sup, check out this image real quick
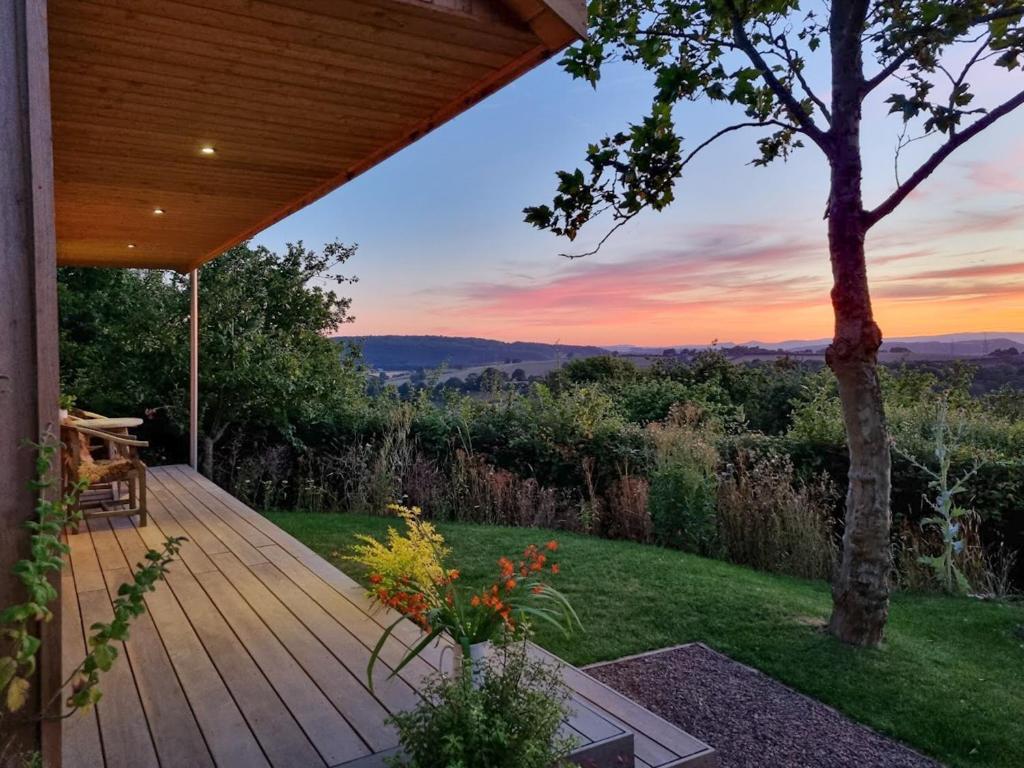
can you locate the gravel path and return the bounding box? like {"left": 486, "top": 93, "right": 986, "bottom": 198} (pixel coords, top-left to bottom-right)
{"left": 586, "top": 644, "right": 941, "bottom": 768}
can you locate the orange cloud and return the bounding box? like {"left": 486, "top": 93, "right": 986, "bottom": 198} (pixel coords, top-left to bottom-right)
{"left": 348, "top": 211, "right": 1023, "bottom": 346}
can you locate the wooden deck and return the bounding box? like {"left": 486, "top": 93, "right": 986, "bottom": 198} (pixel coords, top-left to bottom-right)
{"left": 61, "top": 465, "right": 715, "bottom": 768}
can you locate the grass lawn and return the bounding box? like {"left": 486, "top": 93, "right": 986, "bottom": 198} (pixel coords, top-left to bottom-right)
{"left": 265, "top": 511, "right": 1024, "bottom": 768}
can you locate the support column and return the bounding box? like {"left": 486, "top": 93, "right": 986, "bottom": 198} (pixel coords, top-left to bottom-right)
{"left": 189, "top": 269, "right": 199, "bottom": 471}
{"left": 0, "top": 0, "right": 61, "bottom": 758}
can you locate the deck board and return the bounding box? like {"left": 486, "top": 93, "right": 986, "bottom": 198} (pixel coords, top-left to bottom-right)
{"left": 59, "top": 568, "right": 104, "bottom": 768}
{"left": 61, "top": 465, "right": 715, "bottom": 768}
{"left": 105, "top": 517, "right": 272, "bottom": 767}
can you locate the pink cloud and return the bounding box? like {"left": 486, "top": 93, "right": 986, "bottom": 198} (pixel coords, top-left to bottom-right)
{"left": 902, "top": 261, "right": 1024, "bottom": 281}
{"left": 966, "top": 143, "right": 1024, "bottom": 194}
{"left": 446, "top": 232, "right": 830, "bottom": 329}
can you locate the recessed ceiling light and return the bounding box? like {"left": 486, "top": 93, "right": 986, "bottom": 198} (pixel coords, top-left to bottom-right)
{"left": 200, "top": 146, "right": 216, "bottom": 155}
{"left": 153, "top": 208, "right": 165, "bottom": 215}
{"left": 127, "top": 243, "right": 136, "bottom": 249}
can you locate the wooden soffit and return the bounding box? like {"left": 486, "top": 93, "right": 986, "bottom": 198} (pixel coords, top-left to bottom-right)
{"left": 50, "top": 0, "right": 585, "bottom": 271}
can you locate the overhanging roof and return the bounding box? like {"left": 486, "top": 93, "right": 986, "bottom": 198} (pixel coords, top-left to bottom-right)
{"left": 50, "top": 0, "right": 585, "bottom": 271}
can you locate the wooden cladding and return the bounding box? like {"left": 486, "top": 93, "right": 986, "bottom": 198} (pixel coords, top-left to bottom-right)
{"left": 50, "top": 0, "right": 583, "bottom": 270}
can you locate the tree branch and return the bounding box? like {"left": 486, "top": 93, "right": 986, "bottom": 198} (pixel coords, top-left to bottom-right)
{"left": 777, "top": 33, "right": 832, "bottom": 123}
{"left": 864, "top": 6, "right": 1024, "bottom": 96}
{"left": 947, "top": 34, "right": 993, "bottom": 137}
{"left": 863, "top": 49, "right": 915, "bottom": 96}
{"left": 865, "top": 89, "right": 1024, "bottom": 228}
{"left": 728, "top": 9, "right": 831, "bottom": 151}
{"left": 562, "top": 121, "right": 789, "bottom": 259}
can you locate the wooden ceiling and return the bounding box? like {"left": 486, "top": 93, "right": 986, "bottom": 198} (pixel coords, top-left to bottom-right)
{"left": 49, "top": 0, "right": 585, "bottom": 270}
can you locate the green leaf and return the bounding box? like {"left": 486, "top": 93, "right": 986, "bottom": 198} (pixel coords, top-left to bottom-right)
{"left": 92, "top": 643, "right": 118, "bottom": 672}
{"left": 0, "top": 656, "right": 17, "bottom": 691}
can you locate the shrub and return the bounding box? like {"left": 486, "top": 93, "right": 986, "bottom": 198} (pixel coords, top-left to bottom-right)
{"left": 717, "top": 452, "right": 838, "bottom": 580}
{"left": 387, "top": 641, "right": 576, "bottom": 768}
{"left": 443, "top": 450, "right": 562, "bottom": 529}
{"left": 649, "top": 465, "right": 717, "bottom": 553}
{"left": 601, "top": 471, "right": 652, "bottom": 542}
{"left": 646, "top": 408, "right": 719, "bottom": 554}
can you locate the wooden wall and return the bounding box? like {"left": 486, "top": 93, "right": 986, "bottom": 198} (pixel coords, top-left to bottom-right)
{"left": 0, "top": 0, "right": 61, "bottom": 758}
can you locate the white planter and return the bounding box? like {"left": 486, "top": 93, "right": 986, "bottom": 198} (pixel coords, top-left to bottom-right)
{"left": 466, "top": 641, "right": 490, "bottom": 689}
{"left": 442, "top": 639, "right": 491, "bottom": 688}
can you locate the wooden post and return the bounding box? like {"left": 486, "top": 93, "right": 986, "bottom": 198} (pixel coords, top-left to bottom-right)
{"left": 0, "top": 0, "right": 61, "bottom": 759}
{"left": 189, "top": 269, "right": 199, "bottom": 471}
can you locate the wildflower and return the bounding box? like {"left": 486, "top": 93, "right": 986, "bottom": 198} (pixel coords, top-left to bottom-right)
{"left": 498, "top": 556, "right": 515, "bottom": 579}
{"left": 546, "top": 540, "right": 558, "bottom": 552}
{"left": 505, "top": 579, "right": 517, "bottom": 591}
{"left": 471, "top": 595, "right": 480, "bottom": 607}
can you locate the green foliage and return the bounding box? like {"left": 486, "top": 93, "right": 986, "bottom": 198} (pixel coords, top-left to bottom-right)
{"left": 59, "top": 267, "right": 187, "bottom": 423}
{"left": 897, "top": 401, "right": 980, "bottom": 594}
{"left": 58, "top": 240, "right": 367, "bottom": 470}
{"left": 559, "top": 354, "right": 638, "bottom": 384}
{"left": 526, "top": 1, "right": 1023, "bottom": 251}
{"left": 646, "top": 414, "right": 720, "bottom": 553}
{"left": 649, "top": 465, "right": 717, "bottom": 552}
{"left": 387, "top": 640, "right": 576, "bottom": 768}
{"left": 1, "top": 442, "right": 83, "bottom": 714}
{"left": 1, "top": 441, "right": 183, "bottom": 741}
{"left": 191, "top": 240, "right": 362, "bottom": 460}
{"left": 610, "top": 376, "right": 693, "bottom": 424}
{"left": 717, "top": 452, "right": 838, "bottom": 581}
{"left": 56, "top": 255, "right": 1024, "bottom": 585}
{"left": 273, "top": 513, "right": 1024, "bottom": 768}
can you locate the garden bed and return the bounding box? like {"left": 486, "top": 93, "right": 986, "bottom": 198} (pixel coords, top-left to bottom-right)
{"left": 587, "top": 644, "right": 941, "bottom": 768}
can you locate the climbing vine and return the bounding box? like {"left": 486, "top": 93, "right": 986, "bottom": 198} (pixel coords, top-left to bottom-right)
{"left": 0, "top": 439, "right": 184, "bottom": 720}
{"left": 0, "top": 442, "right": 82, "bottom": 713}
{"left": 66, "top": 536, "right": 183, "bottom": 710}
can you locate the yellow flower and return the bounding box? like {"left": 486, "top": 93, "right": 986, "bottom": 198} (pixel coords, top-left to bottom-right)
{"left": 346, "top": 504, "right": 449, "bottom": 604}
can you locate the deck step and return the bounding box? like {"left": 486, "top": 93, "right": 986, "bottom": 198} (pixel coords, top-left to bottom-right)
{"left": 530, "top": 644, "right": 717, "bottom": 768}
{"left": 332, "top": 732, "right": 633, "bottom": 768}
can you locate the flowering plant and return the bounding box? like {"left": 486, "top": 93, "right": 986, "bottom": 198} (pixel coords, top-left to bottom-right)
{"left": 347, "top": 505, "right": 580, "bottom": 688}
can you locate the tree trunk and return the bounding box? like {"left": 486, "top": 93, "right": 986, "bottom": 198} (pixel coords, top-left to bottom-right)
{"left": 201, "top": 435, "right": 215, "bottom": 479}
{"left": 826, "top": 0, "right": 892, "bottom": 647}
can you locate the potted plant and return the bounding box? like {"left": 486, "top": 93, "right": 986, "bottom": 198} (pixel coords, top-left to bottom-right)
{"left": 348, "top": 504, "right": 580, "bottom": 688}
{"left": 59, "top": 393, "right": 76, "bottom": 422}
{"left": 385, "top": 638, "right": 577, "bottom": 768}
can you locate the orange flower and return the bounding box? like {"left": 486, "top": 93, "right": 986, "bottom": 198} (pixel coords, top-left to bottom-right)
{"left": 369, "top": 573, "right": 382, "bottom": 584}
{"left": 551, "top": 563, "right": 560, "bottom": 575}
{"left": 498, "top": 556, "right": 515, "bottom": 579}
{"left": 471, "top": 595, "right": 480, "bottom": 607}
{"left": 448, "top": 569, "right": 460, "bottom": 581}
{"left": 505, "top": 579, "right": 517, "bottom": 591}
{"left": 546, "top": 540, "right": 559, "bottom": 552}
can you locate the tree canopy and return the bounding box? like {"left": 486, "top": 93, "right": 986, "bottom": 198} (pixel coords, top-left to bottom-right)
{"left": 526, "top": 0, "right": 1024, "bottom": 255}
{"left": 58, "top": 240, "right": 363, "bottom": 472}
{"left": 525, "top": 0, "right": 1024, "bottom": 647}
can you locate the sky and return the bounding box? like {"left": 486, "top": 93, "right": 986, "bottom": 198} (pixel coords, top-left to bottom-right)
{"left": 254, "top": 37, "right": 1024, "bottom": 347}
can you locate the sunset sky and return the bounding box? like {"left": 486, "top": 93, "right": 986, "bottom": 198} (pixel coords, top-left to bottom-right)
{"left": 255, "top": 46, "right": 1024, "bottom": 347}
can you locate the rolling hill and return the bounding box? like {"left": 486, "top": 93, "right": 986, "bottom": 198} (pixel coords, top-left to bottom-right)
{"left": 335, "top": 335, "right": 607, "bottom": 371}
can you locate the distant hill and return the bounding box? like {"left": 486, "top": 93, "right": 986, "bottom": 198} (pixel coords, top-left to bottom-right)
{"left": 335, "top": 335, "right": 608, "bottom": 371}
{"left": 610, "top": 333, "right": 1024, "bottom": 357}
{"left": 754, "top": 334, "right": 1024, "bottom": 356}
